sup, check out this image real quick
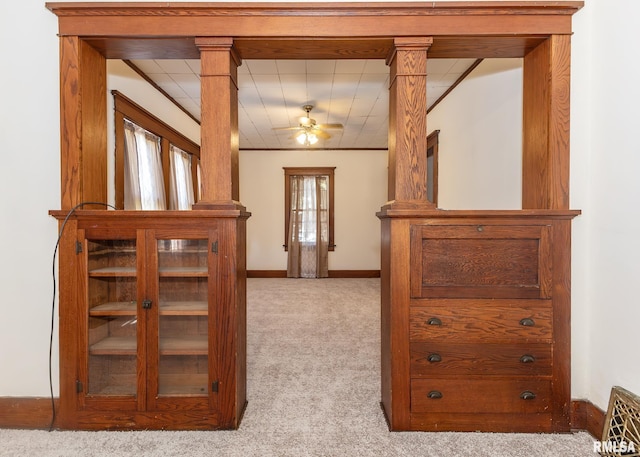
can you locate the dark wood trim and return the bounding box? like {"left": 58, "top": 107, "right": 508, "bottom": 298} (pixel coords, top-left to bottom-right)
{"left": 283, "top": 167, "right": 336, "bottom": 252}
{"left": 0, "top": 397, "right": 59, "bottom": 429}
{"left": 247, "top": 270, "right": 380, "bottom": 278}
{"left": 247, "top": 270, "right": 287, "bottom": 278}
{"left": 426, "top": 129, "right": 440, "bottom": 207}
{"left": 571, "top": 399, "right": 606, "bottom": 439}
{"left": 123, "top": 59, "right": 201, "bottom": 125}
{"left": 427, "top": 58, "right": 483, "bottom": 114}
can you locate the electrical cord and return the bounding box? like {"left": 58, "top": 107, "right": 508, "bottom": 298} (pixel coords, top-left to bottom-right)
{"left": 49, "top": 202, "right": 117, "bottom": 431}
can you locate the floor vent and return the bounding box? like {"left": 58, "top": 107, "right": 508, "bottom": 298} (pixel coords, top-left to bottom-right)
{"left": 600, "top": 386, "right": 640, "bottom": 456}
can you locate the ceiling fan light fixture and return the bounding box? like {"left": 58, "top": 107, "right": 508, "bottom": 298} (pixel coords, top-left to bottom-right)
{"left": 296, "top": 131, "right": 318, "bottom": 146}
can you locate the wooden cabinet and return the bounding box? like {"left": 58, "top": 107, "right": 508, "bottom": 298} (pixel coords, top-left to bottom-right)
{"left": 51, "top": 210, "right": 248, "bottom": 430}
{"left": 379, "top": 210, "right": 579, "bottom": 432}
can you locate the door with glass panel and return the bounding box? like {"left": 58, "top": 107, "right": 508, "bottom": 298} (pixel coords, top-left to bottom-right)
{"left": 147, "top": 229, "right": 216, "bottom": 411}
{"left": 82, "top": 229, "right": 141, "bottom": 410}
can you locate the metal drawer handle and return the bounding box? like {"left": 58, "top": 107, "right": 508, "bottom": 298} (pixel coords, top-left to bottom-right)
{"left": 142, "top": 299, "right": 152, "bottom": 310}
{"left": 520, "top": 391, "right": 536, "bottom": 400}
{"left": 519, "top": 318, "right": 535, "bottom": 327}
{"left": 428, "top": 390, "right": 443, "bottom": 399}
{"left": 427, "top": 353, "right": 442, "bottom": 363}
{"left": 520, "top": 354, "right": 536, "bottom": 363}
{"left": 427, "top": 317, "right": 442, "bottom": 326}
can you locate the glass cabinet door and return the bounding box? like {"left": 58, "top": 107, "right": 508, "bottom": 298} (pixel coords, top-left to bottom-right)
{"left": 86, "top": 239, "right": 138, "bottom": 396}
{"left": 157, "top": 239, "right": 209, "bottom": 396}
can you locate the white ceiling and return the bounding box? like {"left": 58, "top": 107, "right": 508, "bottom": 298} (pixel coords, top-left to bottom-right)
{"left": 129, "top": 58, "right": 478, "bottom": 149}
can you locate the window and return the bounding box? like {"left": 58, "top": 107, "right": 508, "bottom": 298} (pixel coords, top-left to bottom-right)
{"left": 114, "top": 91, "right": 201, "bottom": 210}
{"left": 283, "top": 167, "right": 335, "bottom": 252}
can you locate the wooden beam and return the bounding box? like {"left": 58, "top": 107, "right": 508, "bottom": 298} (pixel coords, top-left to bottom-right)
{"left": 523, "top": 35, "right": 571, "bottom": 209}
{"left": 59, "top": 37, "right": 107, "bottom": 209}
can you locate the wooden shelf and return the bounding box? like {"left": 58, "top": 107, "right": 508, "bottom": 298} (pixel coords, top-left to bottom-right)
{"left": 90, "top": 336, "right": 136, "bottom": 355}
{"left": 158, "top": 374, "right": 208, "bottom": 396}
{"left": 89, "top": 267, "right": 136, "bottom": 277}
{"left": 160, "top": 336, "right": 208, "bottom": 355}
{"left": 90, "top": 336, "right": 207, "bottom": 355}
{"left": 90, "top": 302, "right": 137, "bottom": 316}
{"left": 159, "top": 266, "right": 207, "bottom": 277}
{"left": 159, "top": 301, "right": 207, "bottom": 315}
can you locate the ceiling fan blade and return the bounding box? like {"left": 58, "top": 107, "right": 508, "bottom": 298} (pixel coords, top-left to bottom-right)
{"left": 312, "top": 129, "right": 332, "bottom": 139}
{"left": 316, "top": 123, "right": 343, "bottom": 129}
{"left": 273, "top": 126, "right": 302, "bottom": 131}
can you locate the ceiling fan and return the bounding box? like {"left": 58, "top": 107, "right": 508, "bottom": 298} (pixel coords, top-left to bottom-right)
{"left": 273, "top": 104, "right": 343, "bottom": 146}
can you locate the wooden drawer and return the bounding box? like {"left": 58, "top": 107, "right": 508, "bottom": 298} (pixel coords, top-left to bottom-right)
{"left": 411, "top": 378, "right": 551, "bottom": 414}
{"left": 409, "top": 305, "right": 552, "bottom": 342}
{"left": 410, "top": 342, "right": 552, "bottom": 376}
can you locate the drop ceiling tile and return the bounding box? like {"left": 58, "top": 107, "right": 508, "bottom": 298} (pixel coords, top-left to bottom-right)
{"left": 363, "top": 59, "right": 388, "bottom": 74}
{"left": 276, "top": 60, "right": 307, "bottom": 74}
{"left": 427, "top": 59, "right": 456, "bottom": 74}
{"left": 169, "top": 73, "right": 201, "bottom": 98}
{"left": 335, "top": 60, "right": 367, "bottom": 74}
{"left": 306, "top": 60, "right": 336, "bottom": 74}
{"left": 130, "top": 59, "right": 164, "bottom": 74}
{"left": 246, "top": 60, "right": 278, "bottom": 75}
{"left": 154, "top": 59, "right": 193, "bottom": 74}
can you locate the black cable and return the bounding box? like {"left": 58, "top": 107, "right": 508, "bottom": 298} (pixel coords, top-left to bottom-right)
{"left": 49, "top": 202, "right": 117, "bottom": 432}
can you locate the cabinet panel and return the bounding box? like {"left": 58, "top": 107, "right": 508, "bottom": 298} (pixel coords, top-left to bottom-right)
{"left": 410, "top": 224, "right": 551, "bottom": 299}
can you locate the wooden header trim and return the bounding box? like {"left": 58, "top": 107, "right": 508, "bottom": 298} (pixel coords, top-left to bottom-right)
{"left": 46, "top": 2, "right": 584, "bottom": 16}
{"left": 46, "top": 2, "right": 583, "bottom": 41}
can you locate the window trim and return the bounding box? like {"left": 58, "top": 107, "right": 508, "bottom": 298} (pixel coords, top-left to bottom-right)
{"left": 427, "top": 129, "right": 440, "bottom": 206}
{"left": 113, "top": 90, "right": 200, "bottom": 210}
{"left": 283, "top": 167, "right": 335, "bottom": 252}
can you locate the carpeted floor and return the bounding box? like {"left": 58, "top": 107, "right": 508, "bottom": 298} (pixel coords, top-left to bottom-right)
{"left": 0, "top": 278, "right": 597, "bottom": 456}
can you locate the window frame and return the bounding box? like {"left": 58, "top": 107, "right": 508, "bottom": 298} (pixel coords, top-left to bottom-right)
{"left": 283, "top": 167, "right": 335, "bottom": 252}
{"left": 113, "top": 90, "right": 200, "bottom": 210}
{"left": 427, "top": 129, "right": 440, "bottom": 206}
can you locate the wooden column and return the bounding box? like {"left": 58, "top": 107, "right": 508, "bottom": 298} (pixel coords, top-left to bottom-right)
{"left": 523, "top": 35, "right": 571, "bottom": 210}
{"left": 384, "top": 37, "right": 434, "bottom": 210}
{"left": 59, "top": 36, "right": 107, "bottom": 209}
{"left": 194, "top": 37, "right": 243, "bottom": 210}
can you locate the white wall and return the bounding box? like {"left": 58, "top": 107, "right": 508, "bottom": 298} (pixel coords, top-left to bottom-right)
{"left": 427, "top": 59, "right": 523, "bottom": 210}
{"left": 240, "top": 149, "right": 387, "bottom": 271}
{"left": 577, "top": 0, "right": 640, "bottom": 410}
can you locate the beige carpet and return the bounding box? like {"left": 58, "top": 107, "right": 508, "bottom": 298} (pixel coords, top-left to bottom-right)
{"left": 1, "top": 278, "right": 597, "bottom": 456}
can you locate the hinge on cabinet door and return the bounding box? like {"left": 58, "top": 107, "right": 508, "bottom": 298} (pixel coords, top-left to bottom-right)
{"left": 211, "top": 241, "right": 218, "bottom": 254}
{"left": 212, "top": 381, "right": 219, "bottom": 393}
{"left": 75, "top": 380, "right": 83, "bottom": 394}
{"left": 75, "top": 240, "right": 83, "bottom": 254}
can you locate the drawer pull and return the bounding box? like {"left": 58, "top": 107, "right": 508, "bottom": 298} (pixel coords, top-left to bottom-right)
{"left": 520, "top": 354, "right": 536, "bottom": 363}
{"left": 520, "top": 391, "right": 536, "bottom": 400}
{"left": 427, "top": 317, "right": 442, "bottom": 326}
{"left": 519, "top": 318, "right": 535, "bottom": 327}
{"left": 142, "top": 299, "right": 152, "bottom": 310}
{"left": 428, "top": 390, "right": 443, "bottom": 399}
{"left": 427, "top": 353, "right": 442, "bottom": 363}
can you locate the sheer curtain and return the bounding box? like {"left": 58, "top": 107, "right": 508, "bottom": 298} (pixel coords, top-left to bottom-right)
{"left": 123, "top": 120, "right": 166, "bottom": 210}
{"left": 168, "top": 145, "right": 195, "bottom": 210}
{"left": 287, "top": 175, "right": 329, "bottom": 278}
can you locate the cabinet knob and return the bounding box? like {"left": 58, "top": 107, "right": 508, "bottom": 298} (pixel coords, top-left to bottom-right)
{"left": 427, "top": 317, "right": 442, "bottom": 326}
{"left": 520, "top": 391, "right": 536, "bottom": 400}
{"left": 520, "top": 354, "right": 536, "bottom": 363}
{"left": 519, "top": 317, "right": 535, "bottom": 327}
{"left": 142, "top": 299, "right": 152, "bottom": 309}
{"left": 428, "top": 390, "right": 443, "bottom": 399}
{"left": 427, "top": 353, "right": 442, "bottom": 363}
